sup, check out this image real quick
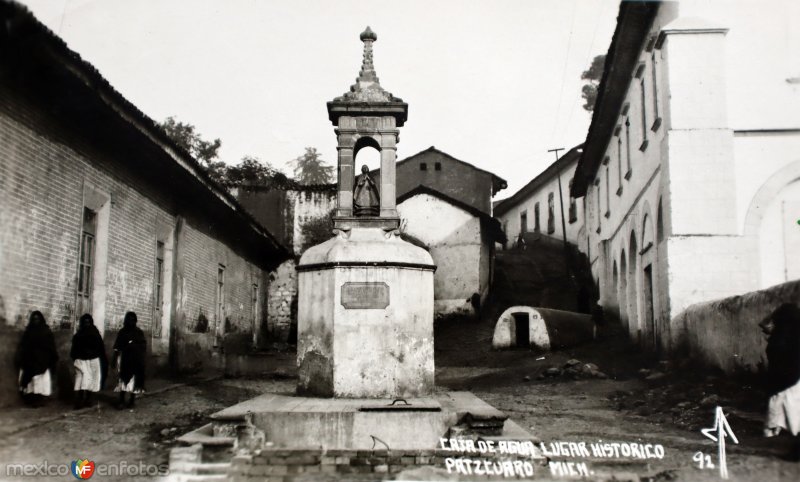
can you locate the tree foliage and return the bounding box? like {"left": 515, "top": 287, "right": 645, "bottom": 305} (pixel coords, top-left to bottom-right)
{"left": 226, "top": 155, "right": 288, "bottom": 187}
{"left": 160, "top": 116, "right": 227, "bottom": 184}
{"left": 288, "top": 147, "right": 335, "bottom": 185}
{"left": 160, "top": 116, "right": 290, "bottom": 188}
{"left": 580, "top": 54, "right": 606, "bottom": 112}
{"left": 299, "top": 209, "right": 335, "bottom": 253}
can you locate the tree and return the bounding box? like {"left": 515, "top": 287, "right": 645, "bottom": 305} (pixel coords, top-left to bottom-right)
{"left": 159, "top": 116, "right": 227, "bottom": 185}
{"left": 226, "top": 155, "right": 288, "bottom": 187}
{"left": 288, "top": 147, "right": 334, "bottom": 185}
{"left": 580, "top": 54, "right": 606, "bottom": 112}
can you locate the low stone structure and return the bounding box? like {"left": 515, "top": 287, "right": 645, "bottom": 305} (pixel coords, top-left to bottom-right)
{"left": 492, "top": 306, "right": 594, "bottom": 350}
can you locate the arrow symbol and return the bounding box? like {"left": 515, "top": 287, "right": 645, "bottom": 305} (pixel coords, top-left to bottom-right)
{"left": 700, "top": 406, "right": 738, "bottom": 479}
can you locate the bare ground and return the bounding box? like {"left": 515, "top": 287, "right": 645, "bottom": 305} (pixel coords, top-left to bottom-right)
{"left": 0, "top": 328, "right": 798, "bottom": 481}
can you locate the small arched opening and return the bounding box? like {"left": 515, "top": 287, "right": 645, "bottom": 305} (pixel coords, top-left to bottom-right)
{"left": 353, "top": 137, "right": 382, "bottom": 173}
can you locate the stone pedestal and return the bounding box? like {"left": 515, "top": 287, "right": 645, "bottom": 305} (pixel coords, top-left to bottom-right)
{"left": 296, "top": 228, "right": 435, "bottom": 398}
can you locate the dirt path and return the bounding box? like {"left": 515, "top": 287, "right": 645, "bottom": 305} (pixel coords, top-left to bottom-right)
{"left": 435, "top": 323, "right": 800, "bottom": 481}
{"left": 0, "top": 378, "right": 295, "bottom": 481}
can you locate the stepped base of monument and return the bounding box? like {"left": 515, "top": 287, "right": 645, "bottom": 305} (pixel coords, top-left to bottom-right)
{"left": 207, "top": 391, "right": 537, "bottom": 451}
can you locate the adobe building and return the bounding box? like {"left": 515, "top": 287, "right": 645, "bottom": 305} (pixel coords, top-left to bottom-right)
{"left": 373, "top": 146, "right": 507, "bottom": 215}
{"left": 397, "top": 186, "right": 505, "bottom": 316}
{"left": 571, "top": 1, "right": 800, "bottom": 360}
{"left": 495, "top": 144, "right": 585, "bottom": 250}
{"left": 0, "top": 3, "right": 288, "bottom": 405}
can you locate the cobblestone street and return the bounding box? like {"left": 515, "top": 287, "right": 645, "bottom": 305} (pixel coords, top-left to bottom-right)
{"left": 1, "top": 338, "right": 798, "bottom": 481}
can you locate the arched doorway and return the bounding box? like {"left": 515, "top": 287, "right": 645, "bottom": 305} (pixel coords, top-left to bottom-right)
{"left": 619, "top": 249, "right": 628, "bottom": 330}
{"left": 641, "top": 214, "right": 656, "bottom": 351}
{"left": 628, "top": 231, "right": 639, "bottom": 342}
{"left": 744, "top": 162, "right": 800, "bottom": 288}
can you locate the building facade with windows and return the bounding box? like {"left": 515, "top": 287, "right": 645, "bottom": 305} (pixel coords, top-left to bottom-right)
{"left": 0, "top": 3, "right": 288, "bottom": 405}
{"left": 571, "top": 0, "right": 800, "bottom": 354}
{"left": 494, "top": 145, "right": 585, "bottom": 250}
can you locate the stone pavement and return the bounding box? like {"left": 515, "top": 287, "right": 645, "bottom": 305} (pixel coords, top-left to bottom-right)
{"left": 0, "top": 374, "right": 219, "bottom": 439}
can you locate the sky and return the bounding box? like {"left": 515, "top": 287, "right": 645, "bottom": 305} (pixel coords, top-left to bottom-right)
{"left": 21, "top": 0, "right": 620, "bottom": 198}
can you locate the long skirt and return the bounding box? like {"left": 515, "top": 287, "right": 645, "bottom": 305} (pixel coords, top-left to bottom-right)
{"left": 18, "top": 369, "right": 52, "bottom": 396}
{"left": 764, "top": 378, "right": 800, "bottom": 437}
{"left": 73, "top": 358, "right": 102, "bottom": 392}
{"left": 114, "top": 376, "right": 144, "bottom": 394}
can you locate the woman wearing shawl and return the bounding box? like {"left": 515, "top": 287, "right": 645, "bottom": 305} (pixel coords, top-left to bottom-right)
{"left": 760, "top": 303, "right": 800, "bottom": 461}
{"left": 113, "top": 311, "right": 146, "bottom": 409}
{"left": 70, "top": 314, "right": 107, "bottom": 409}
{"left": 15, "top": 311, "right": 59, "bottom": 407}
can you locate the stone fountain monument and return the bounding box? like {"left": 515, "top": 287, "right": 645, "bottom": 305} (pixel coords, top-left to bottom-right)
{"left": 176, "top": 31, "right": 542, "bottom": 471}
{"left": 296, "top": 26, "right": 436, "bottom": 399}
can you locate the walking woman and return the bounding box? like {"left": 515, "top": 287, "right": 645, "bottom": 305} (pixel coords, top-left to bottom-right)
{"left": 761, "top": 303, "right": 800, "bottom": 461}
{"left": 113, "top": 311, "right": 146, "bottom": 409}
{"left": 70, "top": 314, "right": 107, "bottom": 409}
{"left": 15, "top": 311, "right": 59, "bottom": 407}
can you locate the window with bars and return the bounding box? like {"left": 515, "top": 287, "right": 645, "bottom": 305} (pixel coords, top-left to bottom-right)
{"left": 252, "top": 283, "right": 259, "bottom": 325}
{"left": 153, "top": 241, "right": 165, "bottom": 337}
{"left": 534, "top": 202, "right": 540, "bottom": 232}
{"left": 216, "top": 265, "right": 225, "bottom": 329}
{"left": 77, "top": 208, "right": 97, "bottom": 318}
{"left": 616, "top": 134, "right": 623, "bottom": 194}
{"left": 624, "top": 118, "right": 632, "bottom": 178}
{"left": 639, "top": 77, "right": 649, "bottom": 151}
{"left": 651, "top": 51, "right": 662, "bottom": 131}
{"left": 568, "top": 179, "right": 577, "bottom": 223}
{"left": 547, "top": 192, "right": 555, "bottom": 234}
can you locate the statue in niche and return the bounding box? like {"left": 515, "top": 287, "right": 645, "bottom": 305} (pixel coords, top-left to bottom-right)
{"left": 353, "top": 164, "right": 380, "bottom": 217}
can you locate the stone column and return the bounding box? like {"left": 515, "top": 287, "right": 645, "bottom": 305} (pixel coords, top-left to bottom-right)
{"left": 336, "top": 144, "right": 354, "bottom": 217}
{"left": 379, "top": 135, "right": 397, "bottom": 217}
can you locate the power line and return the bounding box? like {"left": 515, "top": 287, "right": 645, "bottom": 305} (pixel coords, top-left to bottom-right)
{"left": 561, "top": 0, "right": 609, "bottom": 146}
{"left": 548, "top": 0, "right": 577, "bottom": 146}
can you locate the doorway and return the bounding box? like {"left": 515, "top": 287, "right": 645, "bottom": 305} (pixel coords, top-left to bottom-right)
{"left": 643, "top": 264, "right": 656, "bottom": 351}
{"left": 513, "top": 313, "right": 530, "bottom": 348}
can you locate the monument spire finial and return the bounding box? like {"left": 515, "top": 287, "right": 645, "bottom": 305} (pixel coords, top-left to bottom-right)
{"left": 332, "top": 26, "right": 404, "bottom": 104}
{"left": 357, "top": 26, "right": 379, "bottom": 84}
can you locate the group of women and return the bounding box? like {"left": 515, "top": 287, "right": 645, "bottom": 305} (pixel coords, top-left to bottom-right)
{"left": 15, "top": 310, "right": 147, "bottom": 410}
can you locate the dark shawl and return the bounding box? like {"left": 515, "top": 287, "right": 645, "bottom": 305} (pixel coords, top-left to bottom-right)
{"left": 71, "top": 314, "right": 108, "bottom": 388}
{"left": 15, "top": 311, "right": 59, "bottom": 389}
{"left": 113, "top": 312, "right": 146, "bottom": 390}
{"left": 764, "top": 303, "right": 800, "bottom": 396}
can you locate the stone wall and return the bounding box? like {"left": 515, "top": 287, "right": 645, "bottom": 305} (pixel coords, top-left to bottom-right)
{"left": 266, "top": 259, "right": 297, "bottom": 342}
{"left": 671, "top": 279, "right": 800, "bottom": 374}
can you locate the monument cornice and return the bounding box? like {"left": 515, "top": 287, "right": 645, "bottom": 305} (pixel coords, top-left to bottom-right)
{"left": 327, "top": 101, "right": 409, "bottom": 126}
{"left": 296, "top": 261, "right": 436, "bottom": 273}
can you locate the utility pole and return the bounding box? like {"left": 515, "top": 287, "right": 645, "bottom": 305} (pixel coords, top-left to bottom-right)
{"left": 548, "top": 148, "right": 568, "bottom": 251}
{"left": 548, "top": 147, "right": 571, "bottom": 280}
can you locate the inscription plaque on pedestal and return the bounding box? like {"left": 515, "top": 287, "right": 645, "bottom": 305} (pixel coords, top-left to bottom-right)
{"left": 341, "top": 282, "right": 390, "bottom": 309}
